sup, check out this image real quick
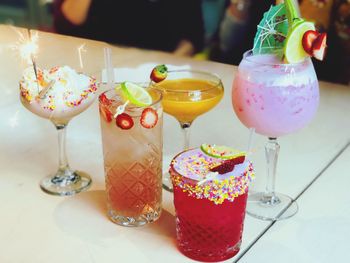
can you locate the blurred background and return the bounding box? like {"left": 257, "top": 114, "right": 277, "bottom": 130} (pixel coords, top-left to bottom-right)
{"left": 0, "top": 0, "right": 52, "bottom": 30}
{"left": 0, "top": 0, "right": 349, "bottom": 84}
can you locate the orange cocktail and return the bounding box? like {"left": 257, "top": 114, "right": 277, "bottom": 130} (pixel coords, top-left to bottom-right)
{"left": 151, "top": 70, "right": 224, "bottom": 191}
{"left": 158, "top": 78, "right": 223, "bottom": 123}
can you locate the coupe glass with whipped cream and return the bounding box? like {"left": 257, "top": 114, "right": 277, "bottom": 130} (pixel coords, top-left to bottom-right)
{"left": 20, "top": 65, "right": 98, "bottom": 195}
{"left": 169, "top": 144, "right": 254, "bottom": 262}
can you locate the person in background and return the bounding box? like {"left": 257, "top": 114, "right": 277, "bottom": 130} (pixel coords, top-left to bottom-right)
{"left": 199, "top": 0, "right": 227, "bottom": 55}
{"left": 53, "top": 0, "right": 204, "bottom": 56}
{"left": 209, "top": 0, "right": 274, "bottom": 65}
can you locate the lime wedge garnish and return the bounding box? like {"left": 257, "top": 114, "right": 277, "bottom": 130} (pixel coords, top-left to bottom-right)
{"left": 119, "top": 81, "right": 152, "bottom": 107}
{"left": 200, "top": 144, "right": 245, "bottom": 160}
{"left": 284, "top": 21, "right": 315, "bottom": 63}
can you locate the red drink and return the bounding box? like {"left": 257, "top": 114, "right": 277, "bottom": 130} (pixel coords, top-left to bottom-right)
{"left": 169, "top": 147, "right": 254, "bottom": 262}
{"left": 174, "top": 187, "right": 247, "bottom": 261}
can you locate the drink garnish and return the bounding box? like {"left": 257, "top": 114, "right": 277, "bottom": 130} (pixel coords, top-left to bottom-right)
{"left": 114, "top": 100, "right": 129, "bottom": 118}
{"left": 119, "top": 81, "right": 152, "bottom": 107}
{"left": 253, "top": 4, "right": 288, "bottom": 55}
{"left": 99, "top": 93, "right": 113, "bottom": 122}
{"left": 99, "top": 93, "right": 111, "bottom": 106}
{"left": 311, "top": 33, "right": 327, "bottom": 61}
{"left": 99, "top": 104, "right": 113, "bottom": 123}
{"left": 170, "top": 147, "right": 254, "bottom": 204}
{"left": 302, "top": 30, "right": 319, "bottom": 55}
{"left": 253, "top": 0, "right": 327, "bottom": 63}
{"left": 150, "top": 64, "right": 168, "bottom": 83}
{"left": 38, "top": 80, "right": 54, "bottom": 99}
{"left": 284, "top": 21, "right": 315, "bottom": 63}
{"left": 140, "top": 108, "right": 158, "bottom": 129}
{"left": 19, "top": 65, "right": 97, "bottom": 112}
{"left": 116, "top": 113, "right": 134, "bottom": 130}
{"left": 200, "top": 144, "right": 246, "bottom": 160}
{"left": 283, "top": 0, "right": 327, "bottom": 62}
{"left": 197, "top": 155, "right": 246, "bottom": 186}
{"left": 210, "top": 156, "right": 246, "bottom": 174}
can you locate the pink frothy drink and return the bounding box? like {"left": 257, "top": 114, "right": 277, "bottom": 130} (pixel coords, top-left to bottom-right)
{"left": 232, "top": 52, "right": 319, "bottom": 138}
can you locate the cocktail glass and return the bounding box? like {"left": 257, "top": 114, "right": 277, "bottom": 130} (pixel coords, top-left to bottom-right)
{"left": 99, "top": 87, "right": 163, "bottom": 226}
{"left": 232, "top": 48, "right": 319, "bottom": 220}
{"left": 169, "top": 148, "right": 254, "bottom": 261}
{"left": 20, "top": 71, "right": 97, "bottom": 196}
{"left": 151, "top": 70, "right": 224, "bottom": 191}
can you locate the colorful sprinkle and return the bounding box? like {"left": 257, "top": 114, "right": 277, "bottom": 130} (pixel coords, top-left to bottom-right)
{"left": 169, "top": 148, "right": 255, "bottom": 205}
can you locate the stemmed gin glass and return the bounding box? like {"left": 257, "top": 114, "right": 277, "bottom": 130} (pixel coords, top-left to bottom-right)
{"left": 151, "top": 70, "right": 224, "bottom": 191}
{"left": 17, "top": 29, "right": 104, "bottom": 196}
{"left": 19, "top": 65, "right": 98, "bottom": 196}
{"left": 232, "top": 48, "right": 319, "bottom": 220}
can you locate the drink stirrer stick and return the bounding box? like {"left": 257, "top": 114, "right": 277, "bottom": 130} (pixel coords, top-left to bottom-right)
{"left": 104, "top": 47, "right": 114, "bottom": 90}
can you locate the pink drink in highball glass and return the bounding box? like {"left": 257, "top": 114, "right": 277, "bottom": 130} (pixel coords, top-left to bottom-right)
{"left": 99, "top": 88, "right": 163, "bottom": 226}
{"left": 232, "top": 53, "right": 319, "bottom": 138}
{"left": 232, "top": 50, "right": 320, "bottom": 221}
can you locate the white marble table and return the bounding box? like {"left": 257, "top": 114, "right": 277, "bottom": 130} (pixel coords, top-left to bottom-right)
{"left": 239, "top": 144, "right": 350, "bottom": 263}
{"left": 0, "top": 25, "right": 349, "bottom": 263}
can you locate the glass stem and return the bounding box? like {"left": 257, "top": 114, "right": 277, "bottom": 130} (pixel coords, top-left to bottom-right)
{"left": 180, "top": 122, "right": 191, "bottom": 150}
{"left": 55, "top": 123, "right": 71, "bottom": 174}
{"left": 263, "top": 137, "right": 280, "bottom": 205}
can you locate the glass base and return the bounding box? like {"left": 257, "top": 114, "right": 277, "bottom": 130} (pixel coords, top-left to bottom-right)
{"left": 108, "top": 206, "right": 161, "bottom": 227}
{"left": 247, "top": 192, "right": 298, "bottom": 221}
{"left": 162, "top": 172, "right": 173, "bottom": 192}
{"left": 40, "top": 170, "right": 92, "bottom": 196}
{"left": 179, "top": 241, "right": 241, "bottom": 262}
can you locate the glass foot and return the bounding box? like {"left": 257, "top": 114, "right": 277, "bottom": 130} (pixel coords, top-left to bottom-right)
{"left": 40, "top": 170, "right": 92, "bottom": 196}
{"left": 162, "top": 172, "right": 173, "bottom": 192}
{"left": 247, "top": 192, "right": 298, "bottom": 221}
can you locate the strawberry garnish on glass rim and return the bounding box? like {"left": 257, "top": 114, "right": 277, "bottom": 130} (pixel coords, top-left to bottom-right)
{"left": 99, "top": 93, "right": 112, "bottom": 105}
{"left": 302, "top": 30, "right": 319, "bottom": 55}
{"left": 99, "top": 104, "right": 113, "bottom": 123}
{"left": 311, "top": 32, "right": 327, "bottom": 61}
{"left": 116, "top": 113, "right": 134, "bottom": 130}
{"left": 284, "top": 0, "right": 327, "bottom": 62}
{"left": 140, "top": 108, "right": 158, "bottom": 129}
{"left": 302, "top": 30, "right": 327, "bottom": 61}
{"left": 99, "top": 93, "right": 113, "bottom": 123}
{"left": 150, "top": 64, "right": 168, "bottom": 83}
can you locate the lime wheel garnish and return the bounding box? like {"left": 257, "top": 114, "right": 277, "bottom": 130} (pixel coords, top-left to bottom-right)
{"left": 118, "top": 81, "right": 152, "bottom": 107}
{"left": 200, "top": 144, "right": 246, "bottom": 160}
{"left": 284, "top": 21, "right": 315, "bottom": 63}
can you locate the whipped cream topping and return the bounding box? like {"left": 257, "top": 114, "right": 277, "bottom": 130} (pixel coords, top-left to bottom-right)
{"left": 20, "top": 65, "right": 97, "bottom": 111}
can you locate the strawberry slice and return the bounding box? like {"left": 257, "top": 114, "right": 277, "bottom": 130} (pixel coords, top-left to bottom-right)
{"left": 210, "top": 155, "right": 246, "bottom": 174}
{"left": 311, "top": 33, "right": 327, "bottom": 61}
{"left": 99, "top": 93, "right": 111, "bottom": 106}
{"left": 150, "top": 64, "right": 168, "bottom": 83}
{"left": 99, "top": 105, "right": 113, "bottom": 123}
{"left": 302, "top": 30, "right": 319, "bottom": 55}
{"left": 140, "top": 108, "right": 158, "bottom": 129}
{"left": 116, "top": 113, "right": 134, "bottom": 130}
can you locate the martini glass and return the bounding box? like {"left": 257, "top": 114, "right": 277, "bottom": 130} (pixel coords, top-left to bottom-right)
{"left": 151, "top": 70, "right": 224, "bottom": 191}
{"left": 232, "top": 48, "right": 319, "bottom": 220}
{"left": 20, "top": 68, "right": 98, "bottom": 196}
